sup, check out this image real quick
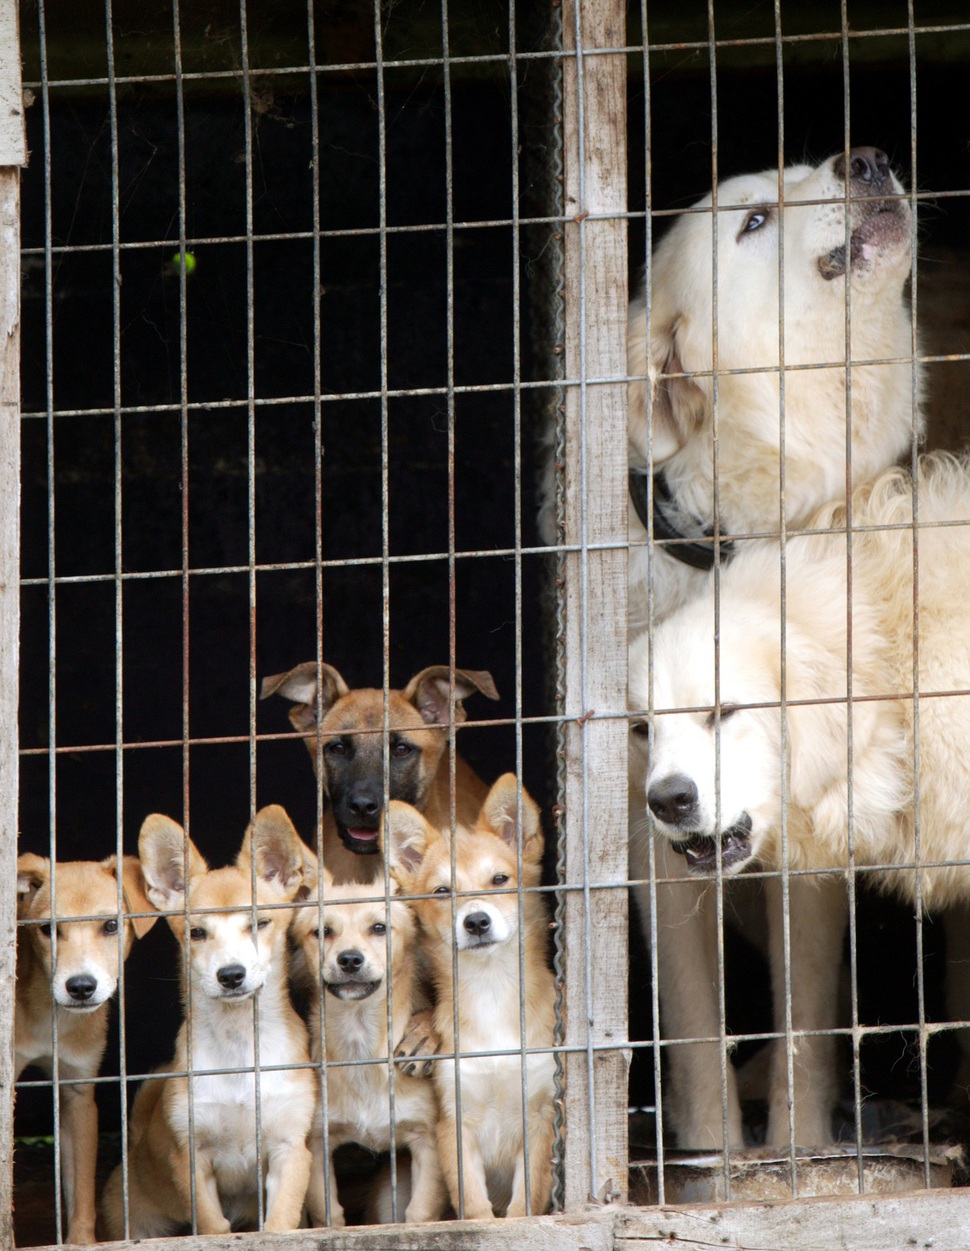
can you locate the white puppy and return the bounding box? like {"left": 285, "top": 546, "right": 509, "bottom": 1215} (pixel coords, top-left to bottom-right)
{"left": 625, "top": 148, "right": 921, "bottom": 1150}
{"left": 632, "top": 454, "right": 970, "bottom": 1148}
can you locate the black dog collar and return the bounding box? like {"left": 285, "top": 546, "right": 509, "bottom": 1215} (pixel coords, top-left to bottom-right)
{"left": 629, "top": 471, "right": 737, "bottom": 573}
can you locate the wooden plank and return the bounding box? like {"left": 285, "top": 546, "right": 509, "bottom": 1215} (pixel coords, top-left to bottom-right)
{"left": 0, "top": 3, "right": 25, "bottom": 166}
{"left": 618, "top": 1188, "right": 970, "bottom": 1249}
{"left": 0, "top": 165, "right": 21, "bottom": 1251}
{"left": 32, "top": 1212, "right": 618, "bottom": 1251}
{"left": 560, "top": 0, "right": 630, "bottom": 1214}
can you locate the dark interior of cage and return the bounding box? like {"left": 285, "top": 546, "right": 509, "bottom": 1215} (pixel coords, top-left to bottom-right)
{"left": 14, "top": 2, "right": 970, "bottom": 1242}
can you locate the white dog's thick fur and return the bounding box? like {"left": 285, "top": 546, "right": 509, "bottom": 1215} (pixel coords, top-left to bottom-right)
{"left": 632, "top": 454, "right": 970, "bottom": 1147}
{"left": 625, "top": 149, "right": 922, "bottom": 1149}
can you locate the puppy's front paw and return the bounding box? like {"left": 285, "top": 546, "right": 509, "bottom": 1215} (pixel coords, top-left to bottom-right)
{"left": 394, "top": 1008, "right": 440, "bottom": 1078}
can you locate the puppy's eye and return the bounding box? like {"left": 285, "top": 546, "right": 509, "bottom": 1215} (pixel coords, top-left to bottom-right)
{"left": 323, "top": 924, "right": 334, "bottom": 938}
{"left": 39, "top": 922, "right": 53, "bottom": 939}
{"left": 433, "top": 885, "right": 450, "bottom": 896}
{"left": 101, "top": 919, "right": 119, "bottom": 936}
{"left": 255, "top": 918, "right": 270, "bottom": 930}
{"left": 189, "top": 926, "right": 207, "bottom": 941}
{"left": 492, "top": 874, "right": 509, "bottom": 887}
{"left": 326, "top": 739, "right": 348, "bottom": 757}
{"left": 371, "top": 922, "right": 386, "bottom": 935}
{"left": 391, "top": 741, "right": 414, "bottom": 759}
{"left": 740, "top": 209, "right": 769, "bottom": 235}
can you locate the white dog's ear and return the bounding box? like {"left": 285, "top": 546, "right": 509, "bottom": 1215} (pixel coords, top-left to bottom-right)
{"left": 239, "top": 804, "right": 306, "bottom": 900}
{"left": 629, "top": 295, "right": 708, "bottom": 467}
{"left": 138, "top": 815, "right": 208, "bottom": 912}
{"left": 480, "top": 773, "right": 543, "bottom": 862}
{"left": 383, "top": 800, "right": 438, "bottom": 885}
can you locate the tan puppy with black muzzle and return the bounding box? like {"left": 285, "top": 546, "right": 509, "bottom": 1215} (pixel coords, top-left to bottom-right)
{"left": 16, "top": 853, "right": 156, "bottom": 1245}
{"left": 260, "top": 662, "right": 499, "bottom": 884}
{"left": 100, "top": 805, "right": 315, "bottom": 1239}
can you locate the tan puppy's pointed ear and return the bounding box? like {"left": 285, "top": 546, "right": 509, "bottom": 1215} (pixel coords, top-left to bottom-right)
{"left": 404, "top": 666, "right": 500, "bottom": 727}
{"left": 101, "top": 854, "right": 159, "bottom": 938}
{"left": 239, "top": 804, "right": 305, "bottom": 900}
{"left": 479, "top": 773, "right": 543, "bottom": 861}
{"left": 383, "top": 800, "right": 439, "bottom": 887}
{"left": 17, "top": 853, "right": 50, "bottom": 915}
{"left": 259, "top": 662, "right": 349, "bottom": 734}
{"left": 292, "top": 835, "right": 320, "bottom": 902}
{"left": 138, "top": 814, "right": 207, "bottom": 912}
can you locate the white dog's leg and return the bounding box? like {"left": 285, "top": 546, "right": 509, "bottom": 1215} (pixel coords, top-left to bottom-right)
{"left": 765, "top": 872, "right": 846, "bottom": 1148}
{"left": 634, "top": 837, "right": 744, "bottom": 1149}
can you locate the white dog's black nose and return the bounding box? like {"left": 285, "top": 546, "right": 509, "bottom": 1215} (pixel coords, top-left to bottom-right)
{"left": 464, "top": 911, "right": 491, "bottom": 937}
{"left": 217, "top": 963, "right": 246, "bottom": 990}
{"left": 65, "top": 974, "right": 97, "bottom": 1002}
{"left": 337, "top": 949, "right": 365, "bottom": 973}
{"left": 834, "top": 146, "right": 891, "bottom": 189}
{"left": 647, "top": 774, "right": 699, "bottom": 827}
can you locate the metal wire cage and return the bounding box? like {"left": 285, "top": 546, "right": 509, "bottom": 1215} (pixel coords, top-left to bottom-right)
{"left": 5, "top": 1, "right": 970, "bottom": 1248}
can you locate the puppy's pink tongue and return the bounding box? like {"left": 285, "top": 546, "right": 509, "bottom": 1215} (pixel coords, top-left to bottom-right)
{"left": 348, "top": 828, "right": 378, "bottom": 842}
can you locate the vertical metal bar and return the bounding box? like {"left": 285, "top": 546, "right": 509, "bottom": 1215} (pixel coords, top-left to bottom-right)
{"left": 35, "top": 0, "right": 64, "bottom": 1238}
{"left": 561, "top": 0, "right": 629, "bottom": 1212}
{"left": 236, "top": 0, "right": 266, "bottom": 1227}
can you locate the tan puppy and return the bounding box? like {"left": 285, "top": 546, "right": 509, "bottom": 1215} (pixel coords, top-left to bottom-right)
{"left": 16, "top": 854, "right": 156, "bottom": 1245}
{"left": 386, "top": 776, "right": 556, "bottom": 1220}
{"left": 292, "top": 849, "right": 447, "bottom": 1227}
{"left": 260, "top": 662, "right": 499, "bottom": 883}
{"left": 100, "top": 806, "right": 315, "bottom": 1239}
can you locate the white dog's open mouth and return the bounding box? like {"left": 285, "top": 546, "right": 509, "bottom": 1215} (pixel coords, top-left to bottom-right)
{"left": 671, "top": 814, "right": 753, "bottom": 874}
{"left": 818, "top": 201, "right": 909, "bottom": 280}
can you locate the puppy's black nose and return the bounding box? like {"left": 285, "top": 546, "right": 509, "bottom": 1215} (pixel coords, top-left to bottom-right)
{"left": 834, "top": 146, "right": 890, "bottom": 188}
{"left": 347, "top": 790, "right": 380, "bottom": 820}
{"left": 65, "top": 974, "right": 97, "bottom": 1002}
{"left": 337, "top": 949, "right": 364, "bottom": 972}
{"left": 217, "top": 963, "right": 246, "bottom": 990}
{"left": 464, "top": 911, "right": 491, "bottom": 937}
{"left": 647, "top": 774, "right": 699, "bottom": 827}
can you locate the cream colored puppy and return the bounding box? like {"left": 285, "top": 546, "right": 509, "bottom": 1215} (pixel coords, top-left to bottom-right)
{"left": 100, "top": 806, "right": 314, "bottom": 1239}
{"left": 292, "top": 851, "right": 446, "bottom": 1226}
{"left": 16, "top": 854, "right": 155, "bottom": 1245}
{"left": 387, "top": 776, "right": 555, "bottom": 1220}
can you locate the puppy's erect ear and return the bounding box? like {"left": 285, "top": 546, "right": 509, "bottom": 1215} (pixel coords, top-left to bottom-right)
{"left": 292, "top": 835, "right": 320, "bottom": 902}
{"left": 404, "top": 666, "right": 500, "bottom": 728}
{"left": 101, "top": 854, "right": 159, "bottom": 939}
{"left": 138, "top": 815, "right": 208, "bottom": 912}
{"left": 383, "top": 800, "right": 439, "bottom": 886}
{"left": 479, "top": 773, "right": 543, "bottom": 862}
{"left": 16, "top": 853, "right": 50, "bottom": 915}
{"left": 259, "top": 662, "right": 349, "bottom": 735}
{"left": 628, "top": 294, "right": 707, "bottom": 469}
{"left": 239, "top": 804, "right": 305, "bottom": 901}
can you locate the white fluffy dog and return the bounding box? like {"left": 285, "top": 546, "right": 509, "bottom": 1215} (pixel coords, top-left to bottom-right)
{"left": 627, "top": 146, "right": 920, "bottom": 629}
{"left": 626, "top": 148, "right": 922, "bottom": 1150}
{"left": 632, "top": 454, "right": 970, "bottom": 1148}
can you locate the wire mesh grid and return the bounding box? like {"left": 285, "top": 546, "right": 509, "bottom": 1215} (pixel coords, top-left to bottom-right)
{"left": 10, "top": 0, "right": 970, "bottom": 1246}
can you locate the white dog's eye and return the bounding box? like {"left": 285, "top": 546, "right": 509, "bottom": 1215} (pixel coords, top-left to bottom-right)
{"left": 706, "top": 702, "right": 740, "bottom": 728}
{"left": 739, "top": 209, "right": 769, "bottom": 235}
{"left": 371, "top": 921, "right": 386, "bottom": 935}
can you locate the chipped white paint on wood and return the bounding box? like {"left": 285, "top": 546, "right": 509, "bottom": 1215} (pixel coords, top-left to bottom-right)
{"left": 0, "top": 2, "right": 24, "bottom": 166}
{"left": 0, "top": 166, "right": 21, "bottom": 1251}
{"left": 561, "top": 0, "right": 630, "bottom": 1215}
